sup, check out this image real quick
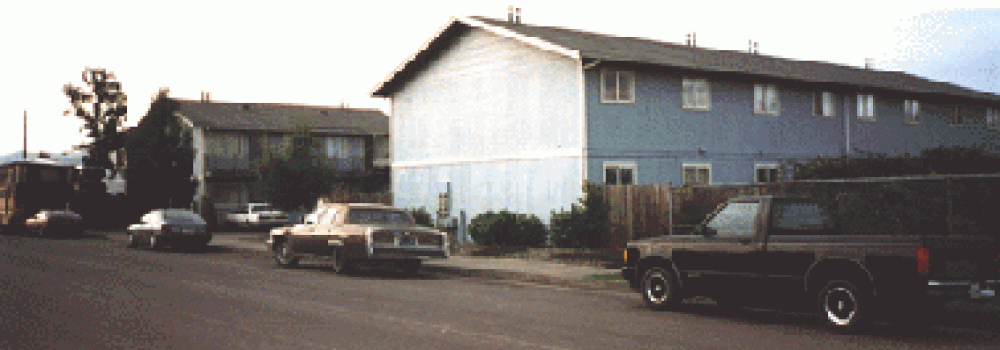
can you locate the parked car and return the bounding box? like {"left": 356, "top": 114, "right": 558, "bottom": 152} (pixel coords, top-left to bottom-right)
{"left": 267, "top": 202, "right": 448, "bottom": 275}
{"left": 25, "top": 209, "right": 83, "bottom": 237}
{"left": 225, "top": 203, "right": 289, "bottom": 230}
{"left": 127, "top": 209, "right": 212, "bottom": 250}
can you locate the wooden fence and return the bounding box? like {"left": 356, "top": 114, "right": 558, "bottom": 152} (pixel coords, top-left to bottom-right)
{"left": 591, "top": 183, "right": 672, "bottom": 249}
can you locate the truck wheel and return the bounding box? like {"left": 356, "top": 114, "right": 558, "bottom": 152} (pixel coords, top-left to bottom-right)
{"left": 641, "top": 266, "right": 681, "bottom": 310}
{"left": 274, "top": 241, "right": 299, "bottom": 268}
{"left": 819, "top": 280, "right": 870, "bottom": 332}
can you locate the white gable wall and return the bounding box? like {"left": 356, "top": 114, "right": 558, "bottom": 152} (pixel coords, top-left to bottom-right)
{"left": 391, "top": 26, "right": 584, "bottom": 224}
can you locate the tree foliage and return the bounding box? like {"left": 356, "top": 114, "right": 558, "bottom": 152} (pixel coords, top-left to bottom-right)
{"left": 63, "top": 67, "right": 128, "bottom": 184}
{"left": 125, "top": 89, "right": 197, "bottom": 211}
{"left": 258, "top": 120, "right": 334, "bottom": 212}
{"left": 550, "top": 186, "right": 611, "bottom": 248}
{"left": 794, "top": 146, "right": 1000, "bottom": 180}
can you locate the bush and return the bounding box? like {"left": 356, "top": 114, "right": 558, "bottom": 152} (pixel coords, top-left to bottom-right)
{"left": 405, "top": 207, "right": 434, "bottom": 228}
{"left": 469, "top": 210, "right": 548, "bottom": 247}
{"left": 550, "top": 186, "right": 610, "bottom": 248}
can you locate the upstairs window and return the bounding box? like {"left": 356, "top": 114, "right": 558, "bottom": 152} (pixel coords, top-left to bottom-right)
{"left": 604, "top": 162, "right": 636, "bottom": 185}
{"left": 601, "top": 69, "right": 635, "bottom": 103}
{"left": 951, "top": 105, "right": 966, "bottom": 126}
{"left": 812, "top": 92, "right": 836, "bottom": 117}
{"left": 683, "top": 163, "right": 711, "bottom": 186}
{"left": 754, "top": 84, "right": 780, "bottom": 115}
{"left": 857, "top": 94, "right": 876, "bottom": 121}
{"left": 682, "top": 78, "right": 711, "bottom": 110}
{"left": 904, "top": 100, "right": 920, "bottom": 125}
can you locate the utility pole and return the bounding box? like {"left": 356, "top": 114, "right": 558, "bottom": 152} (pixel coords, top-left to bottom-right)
{"left": 23, "top": 110, "right": 27, "bottom": 160}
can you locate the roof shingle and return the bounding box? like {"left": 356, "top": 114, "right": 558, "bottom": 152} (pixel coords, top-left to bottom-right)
{"left": 176, "top": 100, "right": 388, "bottom": 135}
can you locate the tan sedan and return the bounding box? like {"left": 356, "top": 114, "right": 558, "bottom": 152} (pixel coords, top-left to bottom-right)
{"left": 25, "top": 210, "right": 83, "bottom": 237}
{"left": 267, "top": 203, "right": 448, "bottom": 275}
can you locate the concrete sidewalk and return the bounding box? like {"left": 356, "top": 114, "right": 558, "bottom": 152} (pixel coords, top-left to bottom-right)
{"left": 105, "top": 232, "right": 632, "bottom": 293}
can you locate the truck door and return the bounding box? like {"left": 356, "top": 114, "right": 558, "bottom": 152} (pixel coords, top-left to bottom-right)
{"left": 673, "top": 200, "right": 765, "bottom": 293}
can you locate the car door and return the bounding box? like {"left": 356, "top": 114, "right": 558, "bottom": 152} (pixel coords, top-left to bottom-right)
{"left": 672, "top": 200, "right": 765, "bottom": 293}
{"left": 291, "top": 208, "right": 335, "bottom": 255}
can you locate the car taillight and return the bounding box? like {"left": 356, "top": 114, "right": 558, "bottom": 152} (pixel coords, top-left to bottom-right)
{"left": 917, "top": 247, "right": 930, "bottom": 275}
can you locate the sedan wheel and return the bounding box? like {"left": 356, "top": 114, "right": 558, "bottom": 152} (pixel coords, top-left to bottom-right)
{"left": 641, "top": 266, "right": 682, "bottom": 311}
{"left": 274, "top": 241, "right": 299, "bottom": 268}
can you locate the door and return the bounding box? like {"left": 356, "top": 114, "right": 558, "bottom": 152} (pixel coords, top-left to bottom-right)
{"left": 672, "top": 201, "right": 765, "bottom": 296}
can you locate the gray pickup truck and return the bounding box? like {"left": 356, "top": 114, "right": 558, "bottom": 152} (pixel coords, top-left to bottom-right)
{"left": 622, "top": 195, "right": 999, "bottom": 331}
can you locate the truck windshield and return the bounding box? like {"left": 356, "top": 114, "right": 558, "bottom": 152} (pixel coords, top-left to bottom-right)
{"left": 347, "top": 209, "right": 413, "bottom": 225}
{"left": 705, "top": 202, "right": 760, "bottom": 236}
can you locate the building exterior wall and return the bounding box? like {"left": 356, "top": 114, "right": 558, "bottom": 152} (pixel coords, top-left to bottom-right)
{"left": 584, "top": 66, "right": 998, "bottom": 185}
{"left": 391, "top": 26, "right": 585, "bottom": 221}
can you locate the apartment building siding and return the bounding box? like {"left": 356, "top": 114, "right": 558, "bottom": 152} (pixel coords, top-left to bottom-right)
{"left": 390, "top": 25, "right": 584, "bottom": 221}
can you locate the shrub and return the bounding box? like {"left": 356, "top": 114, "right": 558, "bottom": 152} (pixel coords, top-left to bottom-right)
{"left": 405, "top": 207, "right": 434, "bottom": 228}
{"left": 469, "top": 210, "right": 548, "bottom": 247}
{"left": 550, "top": 186, "right": 610, "bottom": 248}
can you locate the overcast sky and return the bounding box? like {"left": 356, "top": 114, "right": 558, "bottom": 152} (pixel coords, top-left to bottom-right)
{"left": 1, "top": 1, "right": 998, "bottom": 156}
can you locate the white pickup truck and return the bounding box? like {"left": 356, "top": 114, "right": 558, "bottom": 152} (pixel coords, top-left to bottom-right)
{"left": 225, "top": 203, "right": 290, "bottom": 229}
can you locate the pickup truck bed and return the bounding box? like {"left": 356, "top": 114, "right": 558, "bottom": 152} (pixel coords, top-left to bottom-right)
{"left": 622, "top": 196, "right": 999, "bottom": 331}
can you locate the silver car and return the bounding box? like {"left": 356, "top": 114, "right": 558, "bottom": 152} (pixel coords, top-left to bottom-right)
{"left": 127, "top": 209, "right": 211, "bottom": 250}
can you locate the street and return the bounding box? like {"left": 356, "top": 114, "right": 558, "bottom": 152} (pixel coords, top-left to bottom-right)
{"left": 1, "top": 233, "right": 998, "bottom": 350}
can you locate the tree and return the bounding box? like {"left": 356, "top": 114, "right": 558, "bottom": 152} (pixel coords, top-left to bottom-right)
{"left": 125, "top": 89, "right": 197, "bottom": 212}
{"left": 63, "top": 67, "right": 128, "bottom": 188}
{"left": 550, "top": 185, "right": 611, "bottom": 248}
{"left": 258, "top": 119, "right": 334, "bottom": 212}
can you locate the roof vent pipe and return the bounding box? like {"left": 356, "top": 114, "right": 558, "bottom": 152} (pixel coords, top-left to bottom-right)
{"left": 515, "top": 8, "right": 521, "bottom": 24}
{"left": 508, "top": 5, "right": 514, "bottom": 23}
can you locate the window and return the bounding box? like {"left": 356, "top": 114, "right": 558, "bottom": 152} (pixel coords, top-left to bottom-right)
{"left": 857, "top": 94, "right": 876, "bottom": 121}
{"left": 682, "top": 78, "right": 711, "bottom": 110}
{"left": 988, "top": 108, "right": 999, "bottom": 129}
{"left": 682, "top": 163, "right": 711, "bottom": 186}
{"left": 755, "top": 164, "right": 780, "bottom": 183}
{"left": 604, "top": 162, "right": 636, "bottom": 185}
{"left": 769, "top": 201, "right": 834, "bottom": 235}
{"left": 318, "top": 136, "right": 366, "bottom": 170}
{"left": 705, "top": 202, "right": 760, "bottom": 237}
{"left": 601, "top": 69, "right": 635, "bottom": 103}
{"left": 812, "top": 92, "right": 836, "bottom": 117}
{"left": 754, "top": 84, "right": 780, "bottom": 115}
{"left": 904, "top": 100, "right": 920, "bottom": 125}
{"left": 951, "top": 106, "right": 966, "bottom": 126}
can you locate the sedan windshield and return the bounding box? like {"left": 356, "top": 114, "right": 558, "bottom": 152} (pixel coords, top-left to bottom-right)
{"left": 162, "top": 211, "right": 206, "bottom": 225}
{"left": 347, "top": 209, "right": 413, "bottom": 225}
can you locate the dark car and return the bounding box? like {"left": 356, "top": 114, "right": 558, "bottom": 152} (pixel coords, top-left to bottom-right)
{"left": 25, "top": 210, "right": 83, "bottom": 237}
{"left": 127, "top": 209, "right": 211, "bottom": 250}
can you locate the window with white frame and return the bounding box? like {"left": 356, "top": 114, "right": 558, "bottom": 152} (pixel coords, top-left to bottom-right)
{"left": 682, "top": 164, "right": 711, "bottom": 186}
{"left": 812, "top": 92, "right": 836, "bottom": 117}
{"left": 857, "top": 94, "right": 876, "bottom": 121}
{"left": 755, "top": 164, "right": 780, "bottom": 183}
{"left": 601, "top": 69, "right": 635, "bottom": 103}
{"left": 989, "top": 108, "right": 1000, "bottom": 129}
{"left": 604, "top": 162, "right": 636, "bottom": 185}
{"left": 904, "top": 100, "right": 920, "bottom": 125}
{"left": 754, "top": 84, "right": 780, "bottom": 115}
{"left": 682, "top": 78, "right": 711, "bottom": 110}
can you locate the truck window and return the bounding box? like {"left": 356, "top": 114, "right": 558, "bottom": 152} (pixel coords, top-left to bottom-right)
{"left": 770, "top": 201, "right": 834, "bottom": 235}
{"left": 705, "top": 202, "right": 760, "bottom": 237}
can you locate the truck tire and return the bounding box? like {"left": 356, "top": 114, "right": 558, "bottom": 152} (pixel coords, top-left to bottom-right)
{"left": 274, "top": 240, "right": 299, "bottom": 268}
{"left": 641, "top": 266, "right": 682, "bottom": 310}
{"left": 819, "top": 280, "right": 870, "bottom": 332}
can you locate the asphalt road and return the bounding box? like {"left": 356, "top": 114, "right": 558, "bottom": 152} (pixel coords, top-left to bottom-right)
{"left": 2, "top": 234, "right": 998, "bottom": 350}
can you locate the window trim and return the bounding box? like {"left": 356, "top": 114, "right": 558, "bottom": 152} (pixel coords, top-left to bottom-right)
{"left": 903, "top": 99, "right": 920, "bottom": 125}
{"left": 753, "top": 84, "right": 781, "bottom": 116}
{"left": 812, "top": 91, "right": 836, "bottom": 117}
{"left": 603, "top": 161, "right": 637, "bottom": 185}
{"left": 682, "top": 78, "right": 711, "bottom": 111}
{"left": 857, "top": 94, "right": 876, "bottom": 122}
{"left": 754, "top": 163, "right": 780, "bottom": 183}
{"left": 600, "top": 69, "right": 635, "bottom": 104}
{"left": 682, "top": 163, "right": 712, "bottom": 186}
{"left": 988, "top": 108, "right": 999, "bottom": 130}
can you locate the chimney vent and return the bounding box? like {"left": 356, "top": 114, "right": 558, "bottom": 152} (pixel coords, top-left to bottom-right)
{"left": 515, "top": 8, "right": 521, "bottom": 24}
{"left": 508, "top": 5, "right": 514, "bottom": 22}
{"left": 865, "top": 58, "right": 875, "bottom": 70}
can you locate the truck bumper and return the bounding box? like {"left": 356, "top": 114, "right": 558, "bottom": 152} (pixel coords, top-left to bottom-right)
{"left": 925, "top": 279, "right": 999, "bottom": 299}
